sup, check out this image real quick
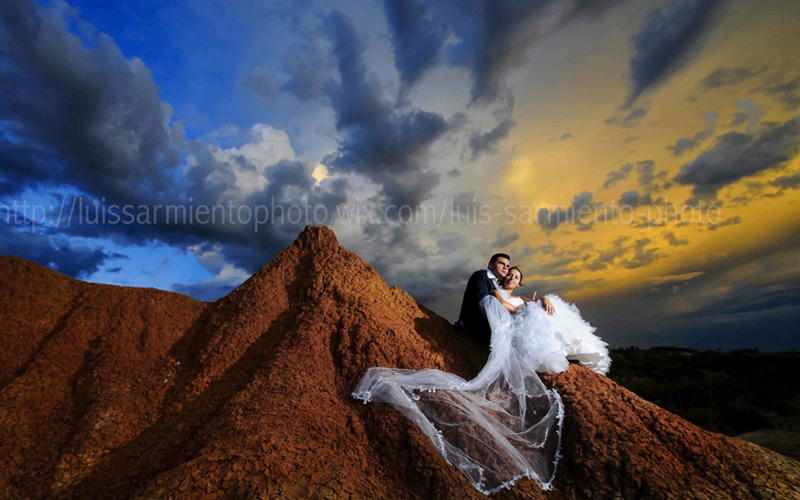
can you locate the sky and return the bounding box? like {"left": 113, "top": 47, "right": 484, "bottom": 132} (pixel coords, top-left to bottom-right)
{"left": 2, "top": 0, "right": 799, "bottom": 350}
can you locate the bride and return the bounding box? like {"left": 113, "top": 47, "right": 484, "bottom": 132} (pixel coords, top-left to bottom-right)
{"left": 352, "top": 267, "right": 610, "bottom": 494}
{"left": 493, "top": 267, "right": 611, "bottom": 376}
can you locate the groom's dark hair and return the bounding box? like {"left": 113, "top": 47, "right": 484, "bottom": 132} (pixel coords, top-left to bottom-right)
{"left": 489, "top": 253, "right": 510, "bottom": 265}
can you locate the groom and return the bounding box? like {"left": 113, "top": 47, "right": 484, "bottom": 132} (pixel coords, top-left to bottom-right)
{"left": 455, "top": 253, "right": 510, "bottom": 345}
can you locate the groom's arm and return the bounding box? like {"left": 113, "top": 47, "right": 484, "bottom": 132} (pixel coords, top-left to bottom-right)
{"left": 472, "top": 272, "right": 494, "bottom": 302}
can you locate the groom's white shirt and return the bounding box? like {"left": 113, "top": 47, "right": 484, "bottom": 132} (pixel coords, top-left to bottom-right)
{"left": 485, "top": 268, "right": 500, "bottom": 290}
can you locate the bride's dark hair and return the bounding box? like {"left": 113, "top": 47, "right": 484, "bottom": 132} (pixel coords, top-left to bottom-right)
{"left": 505, "top": 266, "right": 524, "bottom": 287}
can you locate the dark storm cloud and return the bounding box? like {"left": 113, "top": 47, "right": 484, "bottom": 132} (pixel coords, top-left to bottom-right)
{"left": 437, "top": 231, "right": 465, "bottom": 254}
{"left": 619, "top": 190, "right": 653, "bottom": 207}
{"left": 0, "top": 0, "right": 181, "bottom": 202}
{"left": 636, "top": 160, "right": 656, "bottom": 186}
{"left": 583, "top": 236, "right": 665, "bottom": 271}
{"left": 240, "top": 70, "right": 277, "bottom": 101}
{"left": 383, "top": 0, "right": 624, "bottom": 103}
{"left": 1, "top": 0, "right": 351, "bottom": 277}
{"left": 279, "top": 43, "right": 334, "bottom": 101}
{"left": 361, "top": 222, "right": 428, "bottom": 281}
{"left": 491, "top": 228, "right": 519, "bottom": 248}
{"left": 707, "top": 215, "right": 741, "bottom": 231}
{"left": 759, "top": 75, "right": 800, "bottom": 111}
{"left": 636, "top": 160, "right": 670, "bottom": 191}
{"left": 620, "top": 238, "right": 666, "bottom": 269}
{"left": 664, "top": 231, "right": 689, "bottom": 246}
{"left": 699, "top": 66, "right": 764, "bottom": 89}
{"left": 537, "top": 191, "right": 598, "bottom": 232}
{"left": 0, "top": 222, "right": 123, "bottom": 278}
{"left": 451, "top": 191, "right": 479, "bottom": 217}
{"left": 666, "top": 111, "right": 718, "bottom": 156}
{"left": 382, "top": 0, "right": 447, "bottom": 97}
{"left": 770, "top": 172, "right": 800, "bottom": 191}
{"left": 604, "top": 107, "right": 648, "bottom": 128}
{"left": 320, "top": 11, "right": 453, "bottom": 208}
{"left": 177, "top": 142, "right": 347, "bottom": 268}
{"left": 585, "top": 236, "right": 630, "bottom": 271}
{"left": 673, "top": 115, "right": 800, "bottom": 199}
{"left": 602, "top": 162, "right": 634, "bottom": 189}
{"left": 579, "top": 238, "right": 800, "bottom": 350}
{"left": 729, "top": 100, "right": 763, "bottom": 135}
{"left": 625, "top": 0, "right": 729, "bottom": 107}
{"left": 466, "top": 119, "right": 517, "bottom": 161}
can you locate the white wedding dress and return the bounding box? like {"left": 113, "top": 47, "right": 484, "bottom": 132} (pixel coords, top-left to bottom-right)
{"left": 351, "top": 291, "right": 609, "bottom": 494}
{"left": 499, "top": 290, "right": 611, "bottom": 376}
{"left": 352, "top": 297, "right": 559, "bottom": 494}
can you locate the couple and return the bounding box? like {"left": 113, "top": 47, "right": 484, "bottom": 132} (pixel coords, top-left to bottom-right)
{"left": 352, "top": 253, "right": 610, "bottom": 495}
{"left": 457, "top": 252, "right": 611, "bottom": 376}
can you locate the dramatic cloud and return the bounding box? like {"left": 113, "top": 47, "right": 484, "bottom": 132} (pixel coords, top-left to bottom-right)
{"left": 382, "top": 0, "right": 447, "bottom": 97}
{"left": 673, "top": 115, "right": 800, "bottom": 198}
{"left": 604, "top": 106, "right": 648, "bottom": 128}
{"left": 320, "top": 12, "right": 453, "bottom": 208}
{"left": 666, "top": 110, "right": 719, "bottom": 156}
{"left": 583, "top": 236, "right": 666, "bottom": 271}
{"left": 383, "top": 0, "right": 623, "bottom": 103}
{"left": 620, "top": 238, "right": 666, "bottom": 269}
{"left": 770, "top": 172, "right": 800, "bottom": 191}
{"left": 602, "top": 163, "right": 634, "bottom": 189}
{"left": 729, "top": 99, "right": 763, "bottom": 135}
{"left": 437, "top": 231, "right": 465, "bottom": 254}
{"left": 585, "top": 236, "right": 631, "bottom": 271}
{"left": 240, "top": 69, "right": 277, "bottom": 101}
{"left": 699, "top": 66, "right": 764, "bottom": 88}
{"left": 0, "top": 221, "right": 123, "bottom": 278}
{"left": 648, "top": 271, "right": 703, "bottom": 285}
{"left": 619, "top": 190, "right": 653, "bottom": 207}
{"left": 491, "top": 228, "right": 519, "bottom": 248}
{"left": 279, "top": 42, "right": 334, "bottom": 102}
{"left": 0, "top": 0, "right": 351, "bottom": 278}
{"left": 538, "top": 191, "right": 599, "bottom": 232}
{"left": 707, "top": 215, "right": 741, "bottom": 231}
{"left": 0, "top": 0, "right": 181, "bottom": 202}
{"left": 625, "top": 0, "right": 729, "bottom": 107}
{"left": 636, "top": 160, "right": 656, "bottom": 186}
{"left": 466, "top": 119, "right": 517, "bottom": 161}
{"left": 759, "top": 75, "right": 800, "bottom": 111}
{"left": 664, "top": 231, "right": 689, "bottom": 246}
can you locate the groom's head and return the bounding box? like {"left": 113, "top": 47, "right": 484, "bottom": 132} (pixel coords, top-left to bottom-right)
{"left": 488, "top": 253, "right": 510, "bottom": 278}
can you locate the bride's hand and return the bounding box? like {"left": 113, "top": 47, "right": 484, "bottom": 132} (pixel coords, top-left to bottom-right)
{"left": 542, "top": 297, "right": 555, "bottom": 315}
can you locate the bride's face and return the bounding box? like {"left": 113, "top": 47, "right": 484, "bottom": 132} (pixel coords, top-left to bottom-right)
{"left": 504, "top": 270, "right": 521, "bottom": 290}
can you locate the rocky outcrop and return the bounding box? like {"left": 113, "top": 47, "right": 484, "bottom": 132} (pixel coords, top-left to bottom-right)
{"left": 1, "top": 226, "right": 798, "bottom": 499}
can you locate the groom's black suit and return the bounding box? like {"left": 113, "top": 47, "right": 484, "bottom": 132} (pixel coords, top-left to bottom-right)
{"left": 455, "top": 269, "right": 497, "bottom": 345}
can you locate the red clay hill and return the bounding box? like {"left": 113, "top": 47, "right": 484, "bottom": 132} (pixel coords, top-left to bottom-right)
{"left": 1, "top": 226, "right": 798, "bottom": 499}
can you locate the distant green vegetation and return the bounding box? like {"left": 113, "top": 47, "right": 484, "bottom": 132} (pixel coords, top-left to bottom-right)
{"left": 607, "top": 348, "right": 800, "bottom": 436}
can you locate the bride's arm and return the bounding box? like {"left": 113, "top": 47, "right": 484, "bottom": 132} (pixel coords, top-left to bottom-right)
{"left": 526, "top": 291, "right": 555, "bottom": 314}
{"left": 541, "top": 296, "right": 555, "bottom": 315}
{"left": 492, "top": 289, "right": 518, "bottom": 314}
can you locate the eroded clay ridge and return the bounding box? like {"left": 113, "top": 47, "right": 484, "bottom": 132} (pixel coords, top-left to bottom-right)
{"left": 1, "top": 226, "right": 798, "bottom": 499}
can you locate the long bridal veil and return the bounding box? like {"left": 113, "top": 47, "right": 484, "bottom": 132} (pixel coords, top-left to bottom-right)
{"left": 352, "top": 296, "right": 563, "bottom": 494}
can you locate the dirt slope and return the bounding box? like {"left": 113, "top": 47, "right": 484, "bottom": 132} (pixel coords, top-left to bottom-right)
{"left": 1, "top": 226, "right": 798, "bottom": 499}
